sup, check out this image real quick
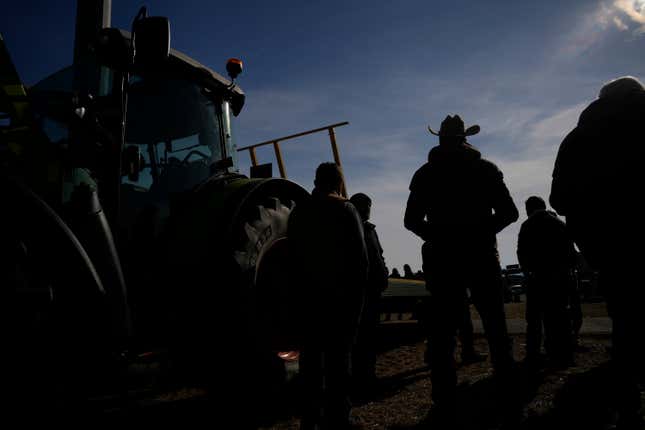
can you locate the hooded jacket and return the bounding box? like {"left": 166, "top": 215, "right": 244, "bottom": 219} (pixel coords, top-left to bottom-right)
{"left": 404, "top": 143, "right": 518, "bottom": 253}
{"left": 550, "top": 90, "right": 645, "bottom": 267}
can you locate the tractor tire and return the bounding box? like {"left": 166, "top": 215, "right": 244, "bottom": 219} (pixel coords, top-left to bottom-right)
{"left": 165, "top": 177, "right": 307, "bottom": 362}
{"left": 163, "top": 176, "right": 308, "bottom": 426}
{"left": 234, "top": 195, "right": 305, "bottom": 350}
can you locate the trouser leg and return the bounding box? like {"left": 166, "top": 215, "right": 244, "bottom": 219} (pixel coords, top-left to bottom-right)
{"left": 352, "top": 297, "right": 379, "bottom": 385}
{"left": 459, "top": 299, "right": 476, "bottom": 356}
{"left": 323, "top": 343, "right": 353, "bottom": 428}
{"left": 542, "top": 282, "right": 573, "bottom": 365}
{"left": 470, "top": 266, "right": 514, "bottom": 372}
{"left": 469, "top": 257, "right": 520, "bottom": 425}
{"left": 604, "top": 273, "right": 644, "bottom": 420}
{"left": 300, "top": 347, "right": 324, "bottom": 429}
{"left": 569, "top": 279, "right": 583, "bottom": 346}
{"left": 428, "top": 288, "right": 462, "bottom": 407}
{"left": 525, "top": 286, "right": 543, "bottom": 360}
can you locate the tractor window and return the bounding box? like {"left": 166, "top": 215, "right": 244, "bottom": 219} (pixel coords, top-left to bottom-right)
{"left": 120, "top": 76, "right": 228, "bottom": 226}
{"left": 40, "top": 117, "right": 68, "bottom": 144}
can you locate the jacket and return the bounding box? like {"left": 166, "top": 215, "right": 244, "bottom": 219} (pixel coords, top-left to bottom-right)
{"left": 288, "top": 189, "right": 369, "bottom": 306}
{"left": 404, "top": 142, "right": 518, "bottom": 254}
{"left": 550, "top": 91, "right": 645, "bottom": 267}
{"left": 517, "top": 210, "right": 577, "bottom": 274}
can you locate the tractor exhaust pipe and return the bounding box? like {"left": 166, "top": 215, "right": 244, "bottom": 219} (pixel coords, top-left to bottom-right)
{"left": 74, "top": 0, "right": 111, "bottom": 63}
{"left": 73, "top": 0, "right": 111, "bottom": 96}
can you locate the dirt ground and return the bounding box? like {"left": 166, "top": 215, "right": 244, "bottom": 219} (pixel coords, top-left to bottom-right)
{"left": 261, "top": 334, "right": 623, "bottom": 430}
{"left": 260, "top": 302, "right": 641, "bottom": 430}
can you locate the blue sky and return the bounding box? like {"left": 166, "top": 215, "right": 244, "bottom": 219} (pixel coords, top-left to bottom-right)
{"left": 3, "top": 0, "right": 645, "bottom": 272}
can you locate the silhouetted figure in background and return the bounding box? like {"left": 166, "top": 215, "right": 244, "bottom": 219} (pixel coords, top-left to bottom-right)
{"left": 550, "top": 76, "right": 645, "bottom": 429}
{"left": 349, "top": 192, "right": 389, "bottom": 398}
{"left": 403, "top": 264, "right": 415, "bottom": 279}
{"left": 517, "top": 196, "right": 577, "bottom": 369}
{"left": 390, "top": 268, "right": 401, "bottom": 278}
{"left": 289, "top": 162, "right": 368, "bottom": 430}
{"left": 404, "top": 115, "right": 518, "bottom": 423}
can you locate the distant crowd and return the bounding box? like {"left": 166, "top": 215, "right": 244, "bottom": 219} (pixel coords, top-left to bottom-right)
{"left": 388, "top": 264, "right": 424, "bottom": 280}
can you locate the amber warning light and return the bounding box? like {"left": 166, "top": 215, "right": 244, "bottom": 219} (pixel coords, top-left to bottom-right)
{"left": 226, "top": 58, "right": 243, "bottom": 80}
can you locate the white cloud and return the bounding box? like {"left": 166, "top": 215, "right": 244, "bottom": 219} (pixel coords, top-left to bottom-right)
{"left": 614, "top": 15, "right": 630, "bottom": 30}
{"left": 614, "top": 0, "right": 645, "bottom": 23}
{"left": 597, "top": 2, "right": 615, "bottom": 29}
{"left": 594, "top": 0, "right": 645, "bottom": 36}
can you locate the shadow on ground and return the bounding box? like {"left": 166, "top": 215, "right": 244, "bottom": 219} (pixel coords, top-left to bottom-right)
{"left": 386, "top": 362, "right": 624, "bottom": 430}
{"left": 524, "top": 363, "right": 617, "bottom": 430}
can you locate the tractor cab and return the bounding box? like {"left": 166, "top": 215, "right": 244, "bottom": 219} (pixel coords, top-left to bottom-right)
{"left": 120, "top": 71, "right": 238, "bottom": 227}
{"left": 28, "top": 30, "right": 244, "bottom": 233}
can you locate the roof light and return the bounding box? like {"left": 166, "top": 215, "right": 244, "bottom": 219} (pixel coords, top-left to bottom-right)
{"left": 226, "top": 58, "right": 243, "bottom": 80}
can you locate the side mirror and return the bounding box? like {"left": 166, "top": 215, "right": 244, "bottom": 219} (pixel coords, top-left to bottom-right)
{"left": 132, "top": 12, "right": 170, "bottom": 67}
{"left": 122, "top": 145, "right": 145, "bottom": 181}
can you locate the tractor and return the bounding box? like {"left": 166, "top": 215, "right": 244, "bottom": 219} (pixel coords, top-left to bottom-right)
{"left": 0, "top": 1, "right": 330, "bottom": 424}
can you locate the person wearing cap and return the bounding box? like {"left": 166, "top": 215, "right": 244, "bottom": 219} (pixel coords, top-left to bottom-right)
{"left": 517, "top": 196, "right": 578, "bottom": 370}
{"left": 550, "top": 76, "right": 645, "bottom": 429}
{"left": 349, "top": 192, "right": 388, "bottom": 398}
{"left": 404, "top": 115, "right": 519, "bottom": 421}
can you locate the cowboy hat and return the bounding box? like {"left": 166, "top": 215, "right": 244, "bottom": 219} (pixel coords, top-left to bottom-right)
{"left": 428, "top": 115, "right": 480, "bottom": 137}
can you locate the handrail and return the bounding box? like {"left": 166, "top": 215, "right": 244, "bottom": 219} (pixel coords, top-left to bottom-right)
{"left": 236, "top": 121, "right": 350, "bottom": 196}
{"left": 237, "top": 121, "right": 349, "bottom": 151}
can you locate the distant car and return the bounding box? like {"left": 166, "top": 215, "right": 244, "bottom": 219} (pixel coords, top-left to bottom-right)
{"left": 503, "top": 271, "right": 525, "bottom": 303}
{"left": 506, "top": 272, "right": 525, "bottom": 287}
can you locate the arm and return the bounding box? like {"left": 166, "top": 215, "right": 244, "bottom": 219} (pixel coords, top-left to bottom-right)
{"left": 404, "top": 169, "right": 433, "bottom": 241}
{"left": 370, "top": 229, "right": 390, "bottom": 291}
{"left": 489, "top": 167, "right": 519, "bottom": 234}
{"left": 517, "top": 222, "right": 531, "bottom": 274}
{"left": 345, "top": 203, "right": 369, "bottom": 284}
{"left": 550, "top": 128, "right": 577, "bottom": 216}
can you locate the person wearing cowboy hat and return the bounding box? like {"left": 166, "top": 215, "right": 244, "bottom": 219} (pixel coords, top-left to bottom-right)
{"left": 404, "top": 114, "right": 519, "bottom": 424}
{"left": 550, "top": 76, "right": 645, "bottom": 429}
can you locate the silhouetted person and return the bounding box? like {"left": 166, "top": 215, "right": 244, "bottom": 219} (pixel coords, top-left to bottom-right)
{"left": 550, "top": 76, "right": 645, "bottom": 429}
{"left": 517, "top": 196, "right": 577, "bottom": 368}
{"left": 390, "top": 268, "right": 401, "bottom": 278}
{"left": 288, "top": 162, "right": 368, "bottom": 430}
{"left": 404, "top": 115, "right": 518, "bottom": 422}
{"left": 349, "top": 192, "right": 388, "bottom": 397}
{"left": 403, "top": 264, "right": 414, "bottom": 279}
